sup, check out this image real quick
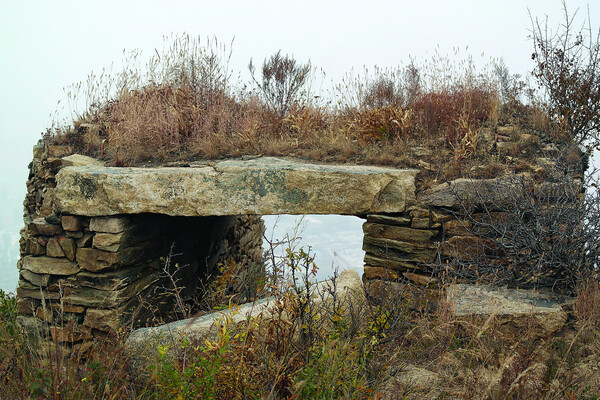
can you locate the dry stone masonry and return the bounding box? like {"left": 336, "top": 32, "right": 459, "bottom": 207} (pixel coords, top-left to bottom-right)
{"left": 17, "top": 125, "right": 575, "bottom": 347}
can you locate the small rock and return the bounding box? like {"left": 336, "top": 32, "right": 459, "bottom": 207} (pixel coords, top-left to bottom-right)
{"left": 59, "top": 236, "right": 76, "bottom": 261}
{"left": 46, "top": 238, "right": 66, "bottom": 258}
{"left": 61, "top": 215, "right": 82, "bottom": 231}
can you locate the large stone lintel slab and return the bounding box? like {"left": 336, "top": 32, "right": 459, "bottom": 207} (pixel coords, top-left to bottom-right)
{"left": 54, "top": 157, "right": 417, "bottom": 216}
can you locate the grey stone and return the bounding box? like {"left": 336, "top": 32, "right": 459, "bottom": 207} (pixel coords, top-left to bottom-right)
{"left": 83, "top": 308, "right": 123, "bottom": 332}
{"left": 362, "top": 222, "right": 437, "bottom": 242}
{"left": 447, "top": 284, "right": 570, "bottom": 339}
{"left": 366, "top": 214, "right": 411, "bottom": 226}
{"left": 21, "top": 255, "right": 80, "bottom": 275}
{"left": 58, "top": 237, "right": 76, "bottom": 261}
{"left": 54, "top": 157, "right": 418, "bottom": 216}
{"left": 363, "top": 236, "right": 437, "bottom": 264}
{"left": 363, "top": 254, "right": 420, "bottom": 271}
{"left": 61, "top": 215, "right": 82, "bottom": 231}
{"left": 76, "top": 248, "right": 119, "bottom": 272}
{"left": 17, "top": 316, "right": 50, "bottom": 338}
{"left": 89, "top": 216, "right": 130, "bottom": 233}
{"left": 92, "top": 232, "right": 124, "bottom": 252}
{"left": 32, "top": 217, "right": 62, "bottom": 236}
{"left": 76, "top": 246, "right": 153, "bottom": 272}
{"left": 46, "top": 238, "right": 65, "bottom": 258}
{"left": 20, "top": 270, "right": 50, "bottom": 287}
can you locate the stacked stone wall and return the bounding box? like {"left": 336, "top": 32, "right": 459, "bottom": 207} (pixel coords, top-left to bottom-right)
{"left": 17, "top": 143, "right": 265, "bottom": 347}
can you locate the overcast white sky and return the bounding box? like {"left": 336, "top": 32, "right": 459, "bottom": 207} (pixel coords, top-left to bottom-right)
{"left": 0, "top": 0, "right": 598, "bottom": 290}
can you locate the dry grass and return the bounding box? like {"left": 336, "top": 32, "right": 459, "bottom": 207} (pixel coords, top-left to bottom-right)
{"left": 46, "top": 34, "right": 552, "bottom": 179}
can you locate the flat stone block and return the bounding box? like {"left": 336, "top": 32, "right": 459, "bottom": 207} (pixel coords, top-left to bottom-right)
{"left": 443, "top": 220, "right": 473, "bottom": 236}
{"left": 411, "top": 217, "right": 431, "bottom": 229}
{"left": 20, "top": 270, "right": 50, "bottom": 287}
{"left": 47, "top": 145, "right": 74, "bottom": 158}
{"left": 61, "top": 215, "right": 82, "bottom": 231}
{"left": 89, "top": 216, "right": 131, "bottom": 233}
{"left": 447, "top": 284, "right": 569, "bottom": 339}
{"left": 54, "top": 157, "right": 418, "bottom": 216}
{"left": 21, "top": 255, "right": 79, "bottom": 275}
{"left": 32, "top": 217, "right": 62, "bottom": 236}
{"left": 441, "top": 235, "right": 497, "bottom": 261}
{"left": 92, "top": 232, "right": 124, "bottom": 252}
{"left": 363, "top": 222, "right": 437, "bottom": 242}
{"left": 366, "top": 214, "right": 412, "bottom": 226}
{"left": 363, "top": 236, "right": 436, "bottom": 264}
{"left": 363, "top": 254, "right": 420, "bottom": 271}
{"left": 76, "top": 248, "right": 119, "bottom": 272}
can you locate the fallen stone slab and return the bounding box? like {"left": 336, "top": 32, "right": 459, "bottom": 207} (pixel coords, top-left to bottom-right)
{"left": 125, "top": 270, "right": 366, "bottom": 367}
{"left": 447, "top": 284, "right": 571, "bottom": 340}
{"left": 54, "top": 157, "right": 417, "bottom": 216}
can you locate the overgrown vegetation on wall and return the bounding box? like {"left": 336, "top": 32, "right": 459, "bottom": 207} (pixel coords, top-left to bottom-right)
{"left": 47, "top": 36, "right": 539, "bottom": 180}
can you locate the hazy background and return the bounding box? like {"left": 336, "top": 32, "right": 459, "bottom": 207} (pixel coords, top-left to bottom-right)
{"left": 1, "top": 0, "right": 598, "bottom": 292}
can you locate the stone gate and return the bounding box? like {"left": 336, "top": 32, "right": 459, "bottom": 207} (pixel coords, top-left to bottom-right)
{"left": 17, "top": 128, "right": 571, "bottom": 345}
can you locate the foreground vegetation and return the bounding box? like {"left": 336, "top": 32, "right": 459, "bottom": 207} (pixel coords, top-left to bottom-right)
{"left": 2, "top": 252, "right": 600, "bottom": 399}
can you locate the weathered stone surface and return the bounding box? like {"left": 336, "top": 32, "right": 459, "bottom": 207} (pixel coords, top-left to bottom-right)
{"left": 65, "top": 230, "right": 84, "bottom": 239}
{"left": 61, "top": 154, "right": 105, "bottom": 167}
{"left": 61, "top": 215, "right": 82, "bottom": 231}
{"left": 363, "top": 236, "right": 437, "bottom": 264}
{"left": 31, "top": 217, "right": 62, "bottom": 236}
{"left": 58, "top": 236, "right": 76, "bottom": 261}
{"left": 20, "top": 270, "right": 50, "bottom": 287}
{"left": 75, "top": 266, "right": 153, "bottom": 291}
{"left": 418, "top": 178, "right": 508, "bottom": 209}
{"left": 366, "top": 214, "right": 411, "bottom": 226}
{"left": 76, "top": 246, "right": 152, "bottom": 272}
{"left": 402, "top": 272, "right": 437, "bottom": 286}
{"left": 17, "top": 316, "right": 49, "bottom": 338}
{"left": 362, "top": 222, "right": 438, "bottom": 242}
{"left": 21, "top": 255, "right": 79, "bottom": 275}
{"left": 89, "top": 216, "right": 130, "bottom": 233}
{"left": 54, "top": 157, "right": 418, "bottom": 216}
{"left": 447, "top": 284, "right": 569, "bottom": 339}
{"left": 92, "top": 232, "right": 124, "bottom": 252}
{"left": 84, "top": 308, "right": 123, "bottom": 332}
{"left": 363, "top": 254, "right": 421, "bottom": 271}
{"left": 46, "top": 238, "right": 65, "bottom": 257}
{"left": 18, "top": 275, "right": 156, "bottom": 308}
{"left": 39, "top": 190, "right": 56, "bottom": 218}
{"left": 21, "top": 236, "right": 46, "bottom": 256}
{"left": 76, "top": 248, "right": 119, "bottom": 272}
